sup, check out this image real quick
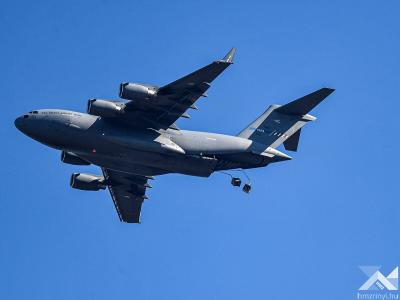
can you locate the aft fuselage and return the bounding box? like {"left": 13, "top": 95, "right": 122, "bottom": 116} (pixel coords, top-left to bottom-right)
{"left": 15, "top": 109, "right": 282, "bottom": 176}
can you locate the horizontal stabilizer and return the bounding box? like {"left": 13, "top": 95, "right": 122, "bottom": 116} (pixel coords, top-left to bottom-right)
{"left": 276, "top": 88, "right": 334, "bottom": 115}
{"left": 283, "top": 128, "right": 301, "bottom": 151}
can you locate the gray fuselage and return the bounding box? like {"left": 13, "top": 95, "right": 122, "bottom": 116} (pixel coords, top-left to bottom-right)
{"left": 15, "top": 109, "right": 282, "bottom": 177}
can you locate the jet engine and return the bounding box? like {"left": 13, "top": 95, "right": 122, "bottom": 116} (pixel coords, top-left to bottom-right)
{"left": 87, "top": 99, "right": 124, "bottom": 118}
{"left": 61, "top": 151, "right": 90, "bottom": 165}
{"left": 119, "top": 82, "right": 158, "bottom": 101}
{"left": 70, "top": 173, "right": 106, "bottom": 191}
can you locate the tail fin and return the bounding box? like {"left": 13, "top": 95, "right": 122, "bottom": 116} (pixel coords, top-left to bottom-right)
{"left": 238, "top": 88, "right": 334, "bottom": 151}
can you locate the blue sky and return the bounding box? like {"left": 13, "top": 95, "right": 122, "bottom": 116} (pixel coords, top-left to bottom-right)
{"left": 1, "top": 0, "right": 399, "bottom": 299}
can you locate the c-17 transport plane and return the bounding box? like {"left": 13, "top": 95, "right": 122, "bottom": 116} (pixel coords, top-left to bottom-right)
{"left": 15, "top": 48, "right": 334, "bottom": 223}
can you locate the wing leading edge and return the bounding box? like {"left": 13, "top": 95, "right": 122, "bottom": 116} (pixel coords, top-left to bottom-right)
{"left": 121, "top": 48, "right": 236, "bottom": 129}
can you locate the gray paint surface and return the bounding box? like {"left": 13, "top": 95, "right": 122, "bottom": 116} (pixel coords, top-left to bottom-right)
{"left": 14, "top": 49, "right": 334, "bottom": 223}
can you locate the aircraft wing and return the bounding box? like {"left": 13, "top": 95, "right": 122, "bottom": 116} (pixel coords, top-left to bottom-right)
{"left": 101, "top": 168, "right": 150, "bottom": 223}
{"left": 122, "top": 48, "right": 236, "bottom": 129}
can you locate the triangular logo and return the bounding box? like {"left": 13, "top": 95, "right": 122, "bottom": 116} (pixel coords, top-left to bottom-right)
{"left": 359, "top": 266, "right": 399, "bottom": 291}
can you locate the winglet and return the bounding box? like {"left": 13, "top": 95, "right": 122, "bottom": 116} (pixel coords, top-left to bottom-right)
{"left": 222, "top": 48, "right": 236, "bottom": 63}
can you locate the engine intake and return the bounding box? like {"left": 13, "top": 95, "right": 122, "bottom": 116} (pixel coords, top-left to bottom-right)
{"left": 70, "top": 173, "right": 106, "bottom": 191}
{"left": 61, "top": 151, "right": 90, "bottom": 165}
{"left": 119, "top": 82, "right": 157, "bottom": 100}
{"left": 87, "top": 99, "right": 124, "bottom": 118}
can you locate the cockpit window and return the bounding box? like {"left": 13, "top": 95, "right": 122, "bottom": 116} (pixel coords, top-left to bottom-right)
{"left": 28, "top": 111, "right": 38, "bottom": 114}
{"left": 23, "top": 115, "right": 29, "bottom": 119}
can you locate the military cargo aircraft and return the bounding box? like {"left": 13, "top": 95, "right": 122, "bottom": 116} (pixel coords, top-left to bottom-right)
{"left": 15, "top": 48, "right": 334, "bottom": 223}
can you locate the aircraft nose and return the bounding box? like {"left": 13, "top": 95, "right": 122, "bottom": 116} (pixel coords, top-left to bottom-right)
{"left": 14, "top": 114, "right": 29, "bottom": 133}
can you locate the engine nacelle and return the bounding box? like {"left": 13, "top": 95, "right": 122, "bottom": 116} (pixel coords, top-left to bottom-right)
{"left": 87, "top": 99, "right": 124, "bottom": 118}
{"left": 70, "top": 173, "right": 106, "bottom": 191}
{"left": 119, "top": 82, "right": 158, "bottom": 101}
{"left": 61, "top": 151, "right": 90, "bottom": 165}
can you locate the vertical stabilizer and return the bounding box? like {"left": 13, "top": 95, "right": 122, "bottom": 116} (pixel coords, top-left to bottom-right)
{"left": 238, "top": 88, "right": 334, "bottom": 150}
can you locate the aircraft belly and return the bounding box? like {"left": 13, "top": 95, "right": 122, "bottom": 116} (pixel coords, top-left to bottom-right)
{"left": 79, "top": 145, "right": 217, "bottom": 177}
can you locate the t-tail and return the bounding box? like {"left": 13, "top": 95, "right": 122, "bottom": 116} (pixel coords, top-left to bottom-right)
{"left": 238, "top": 88, "right": 335, "bottom": 152}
